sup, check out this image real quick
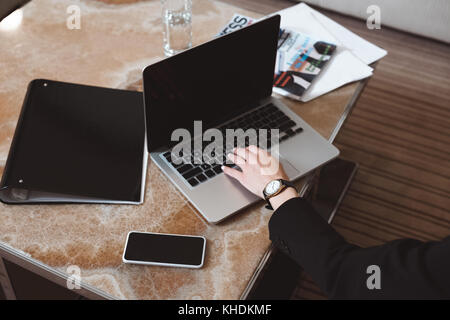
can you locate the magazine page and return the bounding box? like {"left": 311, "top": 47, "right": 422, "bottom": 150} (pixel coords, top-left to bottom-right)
{"left": 217, "top": 14, "right": 254, "bottom": 36}
{"left": 274, "top": 29, "right": 336, "bottom": 100}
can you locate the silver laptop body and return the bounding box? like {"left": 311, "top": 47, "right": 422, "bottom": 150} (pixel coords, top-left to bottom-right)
{"left": 143, "top": 15, "right": 339, "bottom": 223}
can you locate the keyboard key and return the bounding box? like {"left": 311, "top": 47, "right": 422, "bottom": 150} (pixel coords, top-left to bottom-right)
{"left": 205, "top": 169, "right": 216, "bottom": 178}
{"left": 279, "top": 120, "right": 296, "bottom": 132}
{"left": 261, "top": 117, "right": 271, "bottom": 124}
{"left": 285, "top": 128, "right": 295, "bottom": 136}
{"left": 177, "top": 164, "right": 193, "bottom": 174}
{"left": 188, "top": 178, "right": 199, "bottom": 187}
{"left": 182, "top": 167, "right": 202, "bottom": 179}
{"left": 201, "top": 164, "right": 211, "bottom": 170}
{"left": 295, "top": 127, "right": 304, "bottom": 134}
{"left": 196, "top": 173, "right": 207, "bottom": 182}
{"left": 254, "top": 120, "right": 264, "bottom": 128}
{"left": 272, "top": 110, "right": 284, "bottom": 119}
{"left": 252, "top": 113, "right": 263, "bottom": 121}
{"left": 212, "top": 165, "right": 222, "bottom": 174}
{"left": 276, "top": 115, "right": 290, "bottom": 123}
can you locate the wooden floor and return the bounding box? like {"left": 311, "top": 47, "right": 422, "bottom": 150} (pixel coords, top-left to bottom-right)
{"left": 221, "top": 0, "right": 450, "bottom": 299}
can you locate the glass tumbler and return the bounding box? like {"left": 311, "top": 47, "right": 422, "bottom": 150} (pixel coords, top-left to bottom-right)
{"left": 161, "top": 0, "right": 192, "bottom": 56}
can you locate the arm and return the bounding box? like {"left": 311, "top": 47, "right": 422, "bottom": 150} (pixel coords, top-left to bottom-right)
{"left": 223, "top": 146, "right": 450, "bottom": 299}
{"left": 270, "top": 197, "right": 450, "bottom": 299}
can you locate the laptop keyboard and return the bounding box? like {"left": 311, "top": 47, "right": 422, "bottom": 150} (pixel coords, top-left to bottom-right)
{"left": 162, "top": 103, "right": 303, "bottom": 187}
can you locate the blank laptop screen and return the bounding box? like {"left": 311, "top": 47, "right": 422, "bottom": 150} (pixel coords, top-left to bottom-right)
{"left": 143, "top": 15, "right": 280, "bottom": 152}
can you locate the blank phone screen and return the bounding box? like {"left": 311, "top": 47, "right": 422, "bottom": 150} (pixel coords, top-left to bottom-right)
{"left": 124, "top": 232, "right": 205, "bottom": 266}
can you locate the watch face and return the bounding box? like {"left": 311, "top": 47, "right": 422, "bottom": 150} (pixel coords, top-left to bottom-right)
{"left": 265, "top": 180, "right": 281, "bottom": 196}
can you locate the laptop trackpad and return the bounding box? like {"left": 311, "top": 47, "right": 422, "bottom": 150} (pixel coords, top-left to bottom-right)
{"left": 278, "top": 155, "right": 300, "bottom": 180}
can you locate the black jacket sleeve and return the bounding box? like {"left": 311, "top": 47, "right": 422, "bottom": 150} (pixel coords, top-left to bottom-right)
{"left": 268, "top": 197, "right": 450, "bottom": 299}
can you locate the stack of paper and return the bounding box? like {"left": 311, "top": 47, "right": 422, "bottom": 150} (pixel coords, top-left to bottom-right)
{"left": 276, "top": 3, "right": 387, "bottom": 101}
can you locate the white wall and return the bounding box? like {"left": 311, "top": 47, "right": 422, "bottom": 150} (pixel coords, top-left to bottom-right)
{"left": 298, "top": 0, "right": 450, "bottom": 43}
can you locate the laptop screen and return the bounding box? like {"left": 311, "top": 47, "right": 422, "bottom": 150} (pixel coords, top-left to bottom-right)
{"left": 143, "top": 15, "right": 280, "bottom": 152}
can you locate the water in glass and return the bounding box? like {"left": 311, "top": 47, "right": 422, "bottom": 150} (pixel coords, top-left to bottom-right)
{"left": 161, "top": 0, "right": 192, "bottom": 56}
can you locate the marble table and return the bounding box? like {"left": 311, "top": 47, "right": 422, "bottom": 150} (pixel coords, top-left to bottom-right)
{"left": 0, "top": 0, "right": 366, "bottom": 299}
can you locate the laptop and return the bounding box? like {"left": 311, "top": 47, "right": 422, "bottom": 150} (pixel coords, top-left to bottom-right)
{"left": 142, "top": 15, "right": 339, "bottom": 223}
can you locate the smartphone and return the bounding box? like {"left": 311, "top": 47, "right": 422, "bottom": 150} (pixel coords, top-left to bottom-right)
{"left": 304, "top": 158, "right": 358, "bottom": 223}
{"left": 122, "top": 231, "right": 206, "bottom": 268}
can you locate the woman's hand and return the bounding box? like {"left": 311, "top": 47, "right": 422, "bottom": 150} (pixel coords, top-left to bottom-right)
{"left": 222, "top": 145, "right": 298, "bottom": 210}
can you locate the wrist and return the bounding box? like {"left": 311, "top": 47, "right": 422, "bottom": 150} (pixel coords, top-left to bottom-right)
{"left": 268, "top": 187, "right": 298, "bottom": 211}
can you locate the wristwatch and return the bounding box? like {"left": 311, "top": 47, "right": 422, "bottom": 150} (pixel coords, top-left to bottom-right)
{"left": 262, "top": 179, "right": 297, "bottom": 210}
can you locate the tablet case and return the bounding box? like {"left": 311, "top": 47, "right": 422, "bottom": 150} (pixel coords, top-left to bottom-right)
{"left": 0, "top": 79, "right": 147, "bottom": 204}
